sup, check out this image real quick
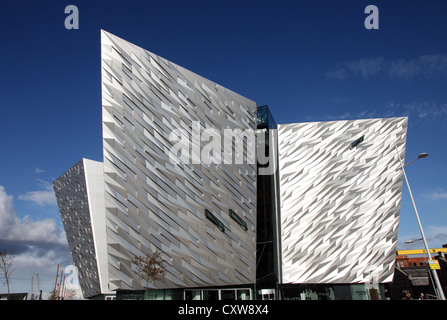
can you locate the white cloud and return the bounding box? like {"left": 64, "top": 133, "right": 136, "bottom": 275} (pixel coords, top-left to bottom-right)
{"left": 34, "top": 167, "right": 46, "bottom": 174}
{"left": 322, "top": 110, "right": 379, "bottom": 121}
{"left": 427, "top": 226, "right": 447, "bottom": 248}
{"left": 0, "top": 185, "right": 72, "bottom": 296}
{"left": 14, "top": 245, "right": 64, "bottom": 269}
{"left": 6, "top": 242, "right": 76, "bottom": 298}
{"left": 423, "top": 189, "right": 447, "bottom": 201}
{"left": 18, "top": 179, "right": 57, "bottom": 207}
{"left": 381, "top": 101, "right": 447, "bottom": 122}
{"left": 326, "top": 54, "right": 447, "bottom": 80}
{"left": 403, "top": 101, "right": 447, "bottom": 120}
{"left": 398, "top": 226, "right": 447, "bottom": 250}
{"left": 0, "top": 186, "right": 18, "bottom": 238}
{"left": 0, "top": 185, "right": 66, "bottom": 245}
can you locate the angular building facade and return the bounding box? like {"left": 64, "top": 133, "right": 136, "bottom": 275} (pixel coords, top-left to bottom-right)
{"left": 53, "top": 159, "right": 111, "bottom": 298}
{"left": 255, "top": 112, "right": 408, "bottom": 300}
{"left": 101, "top": 30, "right": 257, "bottom": 293}
{"left": 54, "top": 31, "right": 408, "bottom": 300}
{"left": 54, "top": 31, "right": 257, "bottom": 299}
{"left": 277, "top": 118, "right": 407, "bottom": 285}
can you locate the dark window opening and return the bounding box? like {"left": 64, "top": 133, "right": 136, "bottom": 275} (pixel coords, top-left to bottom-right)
{"left": 229, "top": 209, "right": 248, "bottom": 231}
{"left": 205, "top": 209, "right": 225, "bottom": 232}
{"left": 350, "top": 135, "right": 364, "bottom": 149}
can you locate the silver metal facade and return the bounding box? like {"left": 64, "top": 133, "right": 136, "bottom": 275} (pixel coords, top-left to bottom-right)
{"left": 54, "top": 31, "right": 411, "bottom": 298}
{"left": 101, "top": 30, "right": 257, "bottom": 291}
{"left": 53, "top": 159, "right": 103, "bottom": 298}
{"left": 277, "top": 117, "right": 408, "bottom": 284}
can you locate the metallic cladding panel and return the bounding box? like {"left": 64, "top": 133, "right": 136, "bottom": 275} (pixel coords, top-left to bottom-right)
{"left": 277, "top": 117, "right": 408, "bottom": 284}
{"left": 82, "top": 159, "right": 111, "bottom": 295}
{"left": 53, "top": 160, "right": 101, "bottom": 298}
{"left": 101, "top": 31, "right": 257, "bottom": 290}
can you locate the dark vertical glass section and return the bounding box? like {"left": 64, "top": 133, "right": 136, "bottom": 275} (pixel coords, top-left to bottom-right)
{"left": 256, "top": 105, "right": 280, "bottom": 297}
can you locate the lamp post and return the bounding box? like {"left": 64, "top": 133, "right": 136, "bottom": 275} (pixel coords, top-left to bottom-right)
{"left": 403, "top": 153, "right": 428, "bottom": 168}
{"left": 404, "top": 238, "right": 423, "bottom": 244}
{"left": 395, "top": 145, "right": 446, "bottom": 300}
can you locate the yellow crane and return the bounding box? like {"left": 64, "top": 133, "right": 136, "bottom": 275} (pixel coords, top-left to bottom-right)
{"left": 396, "top": 248, "right": 447, "bottom": 255}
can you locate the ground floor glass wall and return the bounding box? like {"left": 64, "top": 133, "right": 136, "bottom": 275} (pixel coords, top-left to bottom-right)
{"left": 279, "top": 284, "right": 385, "bottom": 300}
{"left": 117, "top": 287, "right": 253, "bottom": 300}
{"left": 116, "top": 284, "right": 385, "bottom": 300}
{"left": 185, "top": 288, "right": 252, "bottom": 300}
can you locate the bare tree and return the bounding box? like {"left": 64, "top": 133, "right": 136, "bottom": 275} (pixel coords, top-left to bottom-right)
{"left": 0, "top": 250, "right": 15, "bottom": 299}
{"left": 132, "top": 250, "right": 166, "bottom": 299}
{"left": 48, "top": 286, "right": 59, "bottom": 300}
{"left": 64, "top": 288, "right": 77, "bottom": 300}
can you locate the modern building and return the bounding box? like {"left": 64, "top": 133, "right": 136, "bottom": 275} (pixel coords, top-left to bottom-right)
{"left": 256, "top": 105, "right": 281, "bottom": 298}
{"left": 55, "top": 30, "right": 257, "bottom": 300}
{"left": 53, "top": 159, "right": 109, "bottom": 298}
{"left": 254, "top": 109, "right": 408, "bottom": 300}
{"left": 0, "top": 293, "right": 28, "bottom": 300}
{"left": 386, "top": 248, "right": 447, "bottom": 300}
{"left": 54, "top": 30, "right": 408, "bottom": 300}
{"left": 275, "top": 116, "right": 407, "bottom": 300}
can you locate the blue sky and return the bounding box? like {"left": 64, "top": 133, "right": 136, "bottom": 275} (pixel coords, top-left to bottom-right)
{"left": 0, "top": 0, "right": 446, "bottom": 297}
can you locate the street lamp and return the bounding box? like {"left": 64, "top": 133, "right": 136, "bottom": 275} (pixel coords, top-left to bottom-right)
{"left": 395, "top": 146, "right": 446, "bottom": 300}
{"left": 404, "top": 238, "right": 423, "bottom": 244}
{"left": 403, "top": 153, "right": 429, "bottom": 168}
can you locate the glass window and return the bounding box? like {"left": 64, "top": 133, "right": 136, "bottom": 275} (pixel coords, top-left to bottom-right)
{"left": 350, "top": 284, "right": 369, "bottom": 300}
{"left": 185, "top": 290, "right": 201, "bottom": 300}
{"left": 203, "top": 290, "right": 219, "bottom": 300}
{"left": 221, "top": 290, "right": 236, "bottom": 300}
{"left": 229, "top": 209, "right": 248, "bottom": 230}
{"left": 350, "top": 135, "right": 364, "bottom": 149}
{"left": 146, "top": 289, "right": 164, "bottom": 300}
{"left": 204, "top": 209, "right": 225, "bottom": 232}
{"left": 163, "top": 290, "right": 175, "bottom": 300}
{"left": 237, "top": 289, "right": 251, "bottom": 300}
